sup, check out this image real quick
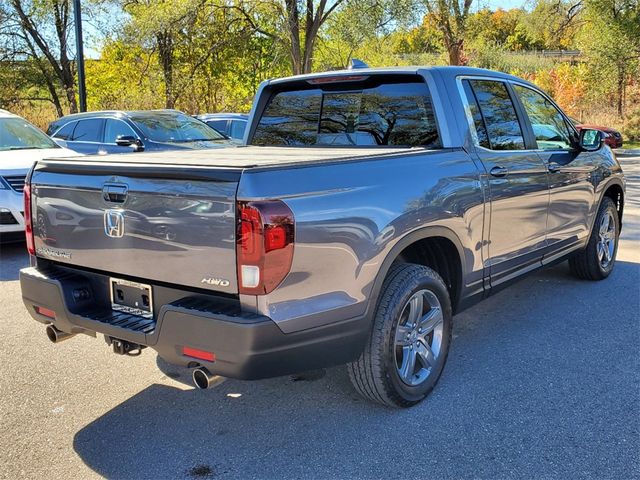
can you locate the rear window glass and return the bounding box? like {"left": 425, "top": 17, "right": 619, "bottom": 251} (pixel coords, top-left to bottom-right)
{"left": 252, "top": 81, "right": 440, "bottom": 147}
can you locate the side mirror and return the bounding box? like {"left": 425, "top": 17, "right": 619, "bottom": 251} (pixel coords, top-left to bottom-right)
{"left": 579, "top": 129, "right": 603, "bottom": 152}
{"left": 116, "top": 135, "right": 144, "bottom": 151}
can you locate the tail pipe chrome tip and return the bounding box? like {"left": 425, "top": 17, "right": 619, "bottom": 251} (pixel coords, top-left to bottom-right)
{"left": 192, "top": 367, "right": 224, "bottom": 390}
{"left": 45, "top": 325, "right": 75, "bottom": 343}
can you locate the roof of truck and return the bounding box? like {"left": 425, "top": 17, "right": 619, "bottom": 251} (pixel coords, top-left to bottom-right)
{"left": 268, "top": 65, "right": 536, "bottom": 89}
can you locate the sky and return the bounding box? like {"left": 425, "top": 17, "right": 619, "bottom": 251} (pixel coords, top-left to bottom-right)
{"left": 475, "top": 0, "right": 529, "bottom": 10}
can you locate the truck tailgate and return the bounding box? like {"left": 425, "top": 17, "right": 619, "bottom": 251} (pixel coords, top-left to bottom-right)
{"left": 30, "top": 159, "right": 240, "bottom": 294}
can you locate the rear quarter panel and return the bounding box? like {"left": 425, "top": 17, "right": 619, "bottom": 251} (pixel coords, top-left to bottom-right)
{"left": 238, "top": 149, "right": 485, "bottom": 333}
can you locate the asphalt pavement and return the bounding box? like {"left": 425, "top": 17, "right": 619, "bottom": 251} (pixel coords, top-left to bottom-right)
{"left": 0, "top": 155, "right": 638, "bottom": 480}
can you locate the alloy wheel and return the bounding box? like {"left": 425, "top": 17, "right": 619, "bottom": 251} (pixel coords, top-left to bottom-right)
{"left": 394, "top": 289, "right": 444, "bottom": 387}
{"left": 597, "top": 211, "right": 616, "bottom": 269}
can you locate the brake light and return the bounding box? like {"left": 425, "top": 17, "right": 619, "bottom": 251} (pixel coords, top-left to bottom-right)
{"left": 237, "top": 200, "right": 294, "bottom": 295}
{"left": 24, "top": 174, "right": 35, "bottom": 255}
{"left": 307, "top": 75, "right": 369, "bottom": 84}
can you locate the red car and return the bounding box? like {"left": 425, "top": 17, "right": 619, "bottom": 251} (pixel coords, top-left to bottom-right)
{"left": 573, "top": 120, "right": 624, "bottom": 149}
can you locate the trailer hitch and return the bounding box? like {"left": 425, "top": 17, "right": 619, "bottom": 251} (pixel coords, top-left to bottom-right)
{"left": 105, "top": 336, "right": 146, "bottom": 356}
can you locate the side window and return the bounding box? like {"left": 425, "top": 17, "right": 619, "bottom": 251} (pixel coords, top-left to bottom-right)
{"left": 206, "top": 120, "right": 228, "bottom": 135}
{"left": 104, "top": 119, "right": 136, "bottom": 143}
{"left": 230, "top": 120, "right": 246, "bottom": 139}
{"left": 72, "top": 119, "right": 104, "bottom": 142}
{"left": 512, "top": 85, "right": 573, "bottom": 150}
{"left": 53, "top": 121, "right": 77, "bottom": 140}
{"left": 468, "top": 80, "right": 525, "bottom": 150}
{"left": 462, "top": 80, "right": 490, "bottom": 149}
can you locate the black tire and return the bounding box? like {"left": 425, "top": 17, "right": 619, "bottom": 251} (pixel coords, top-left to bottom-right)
{"left": 569, "top": 197, "right": 619, "bottom": 281}
{"left": 347, "top": 263, "right": 453, "bottom": 408}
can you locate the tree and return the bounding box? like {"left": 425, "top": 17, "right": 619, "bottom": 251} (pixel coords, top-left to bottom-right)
{"left": 579, "top": 0, "right": 640, "bottom": 116}
{"left": 2, "top": 0, "right": 81, "bottom": 115}
{"left": 423, "top": 0, "right": 473, "bottom": 65}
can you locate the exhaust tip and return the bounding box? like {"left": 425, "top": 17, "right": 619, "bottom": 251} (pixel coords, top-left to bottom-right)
{"left": 192, "top": 367, "right": 224, "bottom": 390}
{"left": 46, "top": 325, "right": 74, "bottom": 343}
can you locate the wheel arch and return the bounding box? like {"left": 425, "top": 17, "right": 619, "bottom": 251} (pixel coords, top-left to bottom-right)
{"left": 365, "top": 226, "right": 467, "bottom": 321}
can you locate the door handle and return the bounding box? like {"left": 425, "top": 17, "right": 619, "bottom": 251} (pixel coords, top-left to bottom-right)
{"left": 102, "top": 183, "right": 128, "bottom": 203}
{"left": 490, "top": 166, "right": 508, "bottom": 177}
{"left": 548, "top": 163, "right": 561, "bottom": 173}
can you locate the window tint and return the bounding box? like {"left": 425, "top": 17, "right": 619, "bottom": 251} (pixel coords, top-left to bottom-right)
{"left": 53, "top": 121, "right": 76, "bottom": 140}
{"left": 468, "top": 80, "right": 524, "bottom": 150}
{"left": 72, "top": 119, "right": 104, "bottom": 142}
{"left": 253, "top": 81, "right": 440, "bottom": 147}
{"left": 462, "top": 80, "right": 490, "bottom": 149}
{"left": 513, "top": 85, "right": 573, "bottom": 150}
{"left": 104, "top": 119, "right": 137, "bottom": 143}
{"left": 206, "top": 120, "right": 228, "bottom": 135}
{"left": 230, "top": 120, "right": 246, "bottom": 139}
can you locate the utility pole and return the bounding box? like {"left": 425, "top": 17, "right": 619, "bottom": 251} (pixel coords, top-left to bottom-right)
{"left": 73, "top": 0, "right": 87, "bottom": 112}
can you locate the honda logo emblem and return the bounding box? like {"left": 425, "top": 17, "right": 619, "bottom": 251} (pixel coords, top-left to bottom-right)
{"left": 104, "top": 209, "right": 125, "bottom": 238}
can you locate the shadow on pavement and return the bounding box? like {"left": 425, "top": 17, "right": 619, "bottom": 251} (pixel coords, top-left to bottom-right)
{"left": 72, "top": 260, "right": 640, "bottom": 479}
{"left": 0, "top": 241, "right": 28, "bottom": 281}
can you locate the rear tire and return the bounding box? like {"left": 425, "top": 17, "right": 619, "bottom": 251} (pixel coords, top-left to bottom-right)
{"left": 347, "top": 263, "right": 453, "bottom": 408}
{"left": 569, "top": 197, "right": 619, "bottom": 280}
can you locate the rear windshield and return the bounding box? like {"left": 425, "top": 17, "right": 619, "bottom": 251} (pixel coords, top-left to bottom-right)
{"left": 252, "top": 78, "right": 441, "bottom": 148}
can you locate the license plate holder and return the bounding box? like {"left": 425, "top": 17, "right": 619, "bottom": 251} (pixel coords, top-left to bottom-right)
{"left": 110, "top": 278, "right": 153, "bottom": 318}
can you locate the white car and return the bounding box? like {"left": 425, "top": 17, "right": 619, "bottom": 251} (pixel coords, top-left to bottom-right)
{"left": 0, "top": 110, "right": 81, "bottom": 242}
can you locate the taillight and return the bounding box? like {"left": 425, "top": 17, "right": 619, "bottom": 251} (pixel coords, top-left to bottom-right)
{"left": 24, "top": 173, "right": 35, "bottom": 255}
{"left": 237, "top": 200, "right": 294, "bottom": 295}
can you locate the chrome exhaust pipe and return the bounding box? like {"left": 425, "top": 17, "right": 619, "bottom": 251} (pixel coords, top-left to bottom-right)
{"left": 45, "top": 325, "right": 75, "bottom": 343}
{"left": 192, "top": 367, "right": 224, "bottom": 389}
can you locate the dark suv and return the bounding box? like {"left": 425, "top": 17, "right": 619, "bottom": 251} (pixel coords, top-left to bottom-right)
{"left": 48, "top": 110, "right": 231, "bottom": 155}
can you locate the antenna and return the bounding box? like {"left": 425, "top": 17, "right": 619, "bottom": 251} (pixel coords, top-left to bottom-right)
{"left": 348, "top": 58, "right": 369, "bottom": 70}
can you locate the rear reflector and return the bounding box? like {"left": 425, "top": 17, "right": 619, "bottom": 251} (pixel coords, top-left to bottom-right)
{"left": 35, "top": 306, "right": 56, "bottom": 319}
{"left": 183, "top": 346, "right": 215, "bottom": 362}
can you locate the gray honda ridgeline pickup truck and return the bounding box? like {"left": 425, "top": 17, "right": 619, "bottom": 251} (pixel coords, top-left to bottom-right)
{"left": 21, "top": 66, "right": 625, "bottom": 407}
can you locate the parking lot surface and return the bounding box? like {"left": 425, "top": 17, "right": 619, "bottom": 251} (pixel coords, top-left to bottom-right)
{"left": 1, "top": 155, "right": 638, "bottom": 480}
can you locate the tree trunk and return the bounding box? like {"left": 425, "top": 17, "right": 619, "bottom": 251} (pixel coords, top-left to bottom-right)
{"left": 157, "top": 31, "right": 175, "bottom": 109}
{"left": 616, "top": 62, "right": 624, "bottom": 117}
{"left": 446, "top": 39, "right": 465, "bottom": 66}
{"left": 285, "top": 0, "right": 303, "bottom": 75}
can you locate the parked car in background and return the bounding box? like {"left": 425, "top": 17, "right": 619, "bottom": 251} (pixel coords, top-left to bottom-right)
{"left": 571, "top": 118, "right": 623, "bottom": 149}
{"left": 0, "top": 109, "right": 80, "bottom": 243}
{"left": 47, "top": 110, "right": 232, "bottom": 155}
{"left": 196, "top": 113, "right": 248, "bottom": 140}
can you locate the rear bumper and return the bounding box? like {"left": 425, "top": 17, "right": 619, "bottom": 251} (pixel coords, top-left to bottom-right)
{"left": 20, "top": 266, "right": 368, "bottom": 379}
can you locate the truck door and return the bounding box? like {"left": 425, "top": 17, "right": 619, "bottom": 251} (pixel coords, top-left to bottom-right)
{"left": 510, "top": 84, "right": 595, "bottom": 261}
{"left": 461, "top": 78, "right": 550, "bottom": 288}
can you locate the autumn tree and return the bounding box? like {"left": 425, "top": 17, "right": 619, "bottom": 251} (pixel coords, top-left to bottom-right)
{"left": 579, "top": 0, "right": 640, "bottom": 116}
{"left": 422, "top": 0, "right": 473, "bottom": 65}
{"left": 1, "top": 0, "right": 83, "bottom": 115}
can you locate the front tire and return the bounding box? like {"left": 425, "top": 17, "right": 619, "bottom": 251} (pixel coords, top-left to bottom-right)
{"left": 569, "top": 197, "right": 619, "bottom": 280}
{"left": 347, "top": 263, "right": 453, "bottom": 408}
